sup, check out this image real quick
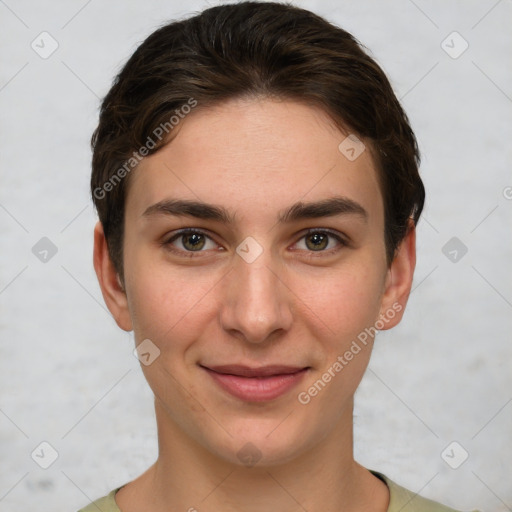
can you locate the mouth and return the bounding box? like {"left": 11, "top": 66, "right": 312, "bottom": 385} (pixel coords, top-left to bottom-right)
{"left": 200, "top": 364, "right": 310, "bottom": 402}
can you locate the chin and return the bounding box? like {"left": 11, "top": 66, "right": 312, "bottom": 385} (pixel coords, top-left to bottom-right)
{"left": 205, "top": 417, "right": 317, "bottom": 469}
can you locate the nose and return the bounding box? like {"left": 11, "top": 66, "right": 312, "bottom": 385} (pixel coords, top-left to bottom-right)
{"left": 219, "top": 253, "right": 293, "bottom": 345}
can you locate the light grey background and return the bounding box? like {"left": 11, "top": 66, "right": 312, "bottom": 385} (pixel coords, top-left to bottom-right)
{"left": 1, "top": 1, "right": 511, "bottom": 511}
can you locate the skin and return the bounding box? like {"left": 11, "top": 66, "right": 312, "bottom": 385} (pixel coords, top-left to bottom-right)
{"left": 93, "top": 97, "right": 416, "bottom": 512}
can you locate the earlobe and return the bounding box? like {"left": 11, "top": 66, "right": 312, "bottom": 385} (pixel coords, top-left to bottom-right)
{"left": 378, "top": 221, "right": 416, "bottom": 330}
{"left": 93, "top": 221, "right": 133, "bottom": 331}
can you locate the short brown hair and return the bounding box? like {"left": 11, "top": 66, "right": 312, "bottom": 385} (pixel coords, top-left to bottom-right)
{"left": 91, "top": 1, "right": 424, "bottom": 282}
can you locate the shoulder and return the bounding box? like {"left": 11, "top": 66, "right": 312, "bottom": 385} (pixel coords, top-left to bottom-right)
{"left": 76, "top": 486, "right": 124, "bottom": 512}
{"left": 370, "top": 470, "right": 480, "bottom": 512}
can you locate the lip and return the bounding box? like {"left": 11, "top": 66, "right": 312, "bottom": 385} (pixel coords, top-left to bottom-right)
{"left": 201, "top": 364, "right": 310, "bottom": 402}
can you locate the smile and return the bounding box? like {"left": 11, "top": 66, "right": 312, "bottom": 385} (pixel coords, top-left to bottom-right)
{"left": 200, "top": 364, "right": 310, "bottom": 402}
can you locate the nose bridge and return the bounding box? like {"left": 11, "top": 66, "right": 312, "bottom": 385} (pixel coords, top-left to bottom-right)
{"left": 219, "top": 249, "right": 292, "bottom": 344}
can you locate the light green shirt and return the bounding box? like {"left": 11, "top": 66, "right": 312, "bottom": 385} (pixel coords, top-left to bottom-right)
{"left": 77, "top": 470, "right": 478, "bottom": 511}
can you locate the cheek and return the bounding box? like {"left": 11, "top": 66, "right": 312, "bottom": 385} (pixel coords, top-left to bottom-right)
{"left": 126, "top": 265, "right": 219, "bottom": 415}
{"left": 125, "top": 256, "right": 219, "bottom": 352}
{"left": 292, "top": 263, "right": 385, "bottom": 344}
{"left": 292, "top": 266, "right": 384, "bottom": 431}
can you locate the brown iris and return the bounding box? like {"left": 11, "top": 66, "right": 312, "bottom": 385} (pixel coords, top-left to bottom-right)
{"left": 181, "top": 233, "right": 206, "bottom": 251}
{"left": 305, "top": 232, "right": 328, "bottom": 251}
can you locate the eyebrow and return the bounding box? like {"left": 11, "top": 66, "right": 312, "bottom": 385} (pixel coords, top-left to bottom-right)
{"left": 141, "top": 196, "right": 368, "bottom": 224}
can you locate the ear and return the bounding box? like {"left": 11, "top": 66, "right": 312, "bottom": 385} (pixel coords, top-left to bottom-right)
{"left": 378, "top": 221, "right": 416, "bottom": 330}
{"left": 93, "top": 221, "right": 133, "bottom": 331}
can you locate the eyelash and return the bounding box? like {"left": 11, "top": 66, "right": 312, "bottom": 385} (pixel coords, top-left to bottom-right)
{"left": 162, "top": 228, "right": 348, "bottom": 258}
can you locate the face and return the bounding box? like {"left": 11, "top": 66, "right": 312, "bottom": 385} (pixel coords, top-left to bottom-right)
{"left": 94, "top": 97, "right": 415, "bottom": 467}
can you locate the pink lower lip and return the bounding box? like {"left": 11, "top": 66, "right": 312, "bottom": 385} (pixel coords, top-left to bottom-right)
{"left": 202, "top": 367, "right": 309, "bottom": 402}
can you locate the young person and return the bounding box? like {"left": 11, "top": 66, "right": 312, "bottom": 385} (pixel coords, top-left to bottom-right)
{"left": 79, "top": 2, "right": 479, "bottom": 511}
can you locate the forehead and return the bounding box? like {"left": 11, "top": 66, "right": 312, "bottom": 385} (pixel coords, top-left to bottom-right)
{"left": 125, "top": 97, "right": 383, "bottom": 227}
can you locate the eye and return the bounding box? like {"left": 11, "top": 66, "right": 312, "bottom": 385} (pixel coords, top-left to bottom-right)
{"left": 162, "top": 228, "right": 347, "bottom": 257}
{"left": 293, "top": 229, "right": 346, "bottom": 253}
{"left": 164, "top": 229, "right": 219, "bottom": 254}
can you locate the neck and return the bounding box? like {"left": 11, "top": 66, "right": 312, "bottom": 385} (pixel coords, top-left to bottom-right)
{"left": 117, "top": 397, "right": 388, "bottom": 512}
